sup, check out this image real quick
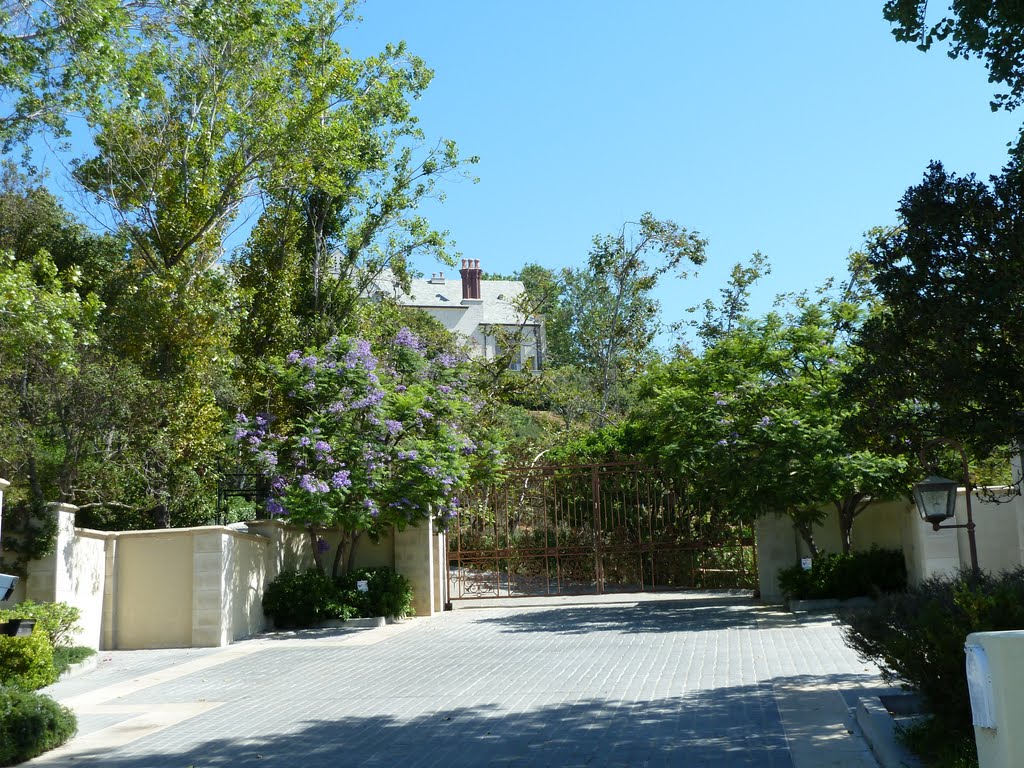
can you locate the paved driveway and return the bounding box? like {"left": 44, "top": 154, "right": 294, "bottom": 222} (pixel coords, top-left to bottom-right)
{"left": 33, "top": 592, "right": 885, "bottom": 767}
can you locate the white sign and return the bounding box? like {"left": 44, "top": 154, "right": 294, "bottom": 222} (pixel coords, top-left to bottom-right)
{"left": 800, "top": 557, "right": 812, "bottom": 571}
{"left": 965, "top": 643, "right": 997, "bottom": 729}
{"left": 356, "top": 580, "right": 369, "bottom": 593}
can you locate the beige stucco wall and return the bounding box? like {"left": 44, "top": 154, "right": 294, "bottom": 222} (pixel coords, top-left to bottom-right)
{"left": 61, "top": 529, "right": 107, "bottom": 648}
{"left": 114, "top": 530, "right": 193, "bottom": 649}
{"left": 225, "top": 532, "right": 269, "bottom": 642}
{"left": 3, "top": 498, "right": 437, "bottom": 648}
{"left": 757, "top": 488, "right": 1024, "bottom": 601}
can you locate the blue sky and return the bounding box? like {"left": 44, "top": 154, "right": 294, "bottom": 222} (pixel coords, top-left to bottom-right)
{"left": 23, "top": 2, "right": 1022, "bottom": 349}
{"left": 345, "top": 1, "right": 1021, "bottom": 345}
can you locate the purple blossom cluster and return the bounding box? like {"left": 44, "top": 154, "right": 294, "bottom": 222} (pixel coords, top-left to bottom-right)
{"left": 394, "top": 327, "right": 425, "bottom": 352}
{"left": 342, "top": 339, "right": 377, "bottom": 371}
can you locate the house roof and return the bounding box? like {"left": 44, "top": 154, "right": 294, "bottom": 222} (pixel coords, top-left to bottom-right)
{"left": 370, "top": 271, "right": 538, "bottom": 326}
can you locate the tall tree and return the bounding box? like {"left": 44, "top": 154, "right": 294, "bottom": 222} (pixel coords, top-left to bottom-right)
{"left": 551, "top": 214, "right": 707, "bottom": 426}
{"left": 636, "top": 260, "right": 908, "bottom": 555}
{"left": 851, "top": 161, "right": 1024, "bottom": 454}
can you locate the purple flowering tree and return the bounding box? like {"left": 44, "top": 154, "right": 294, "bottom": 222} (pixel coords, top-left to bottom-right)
{"left": 236, "top": 328, "right": 494, "bottom": 577}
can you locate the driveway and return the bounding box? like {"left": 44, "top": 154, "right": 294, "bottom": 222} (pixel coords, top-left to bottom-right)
{"left": 32, "top": 592, "right": 885, "bottom": 767}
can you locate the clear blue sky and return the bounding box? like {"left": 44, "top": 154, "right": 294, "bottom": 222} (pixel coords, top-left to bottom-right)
{"left": 25, "top": 2, "right": 1022, "bottom": 348}
{"left": 345, "top": 1, "right": 1020, "bottom": 345}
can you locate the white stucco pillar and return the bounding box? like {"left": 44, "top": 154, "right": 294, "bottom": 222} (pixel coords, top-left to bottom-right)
{"left": 754, "top": 512, "right": 799, "bottom": 604}
{"left": 25, "top": 502, "right": 78, "bottom": 603}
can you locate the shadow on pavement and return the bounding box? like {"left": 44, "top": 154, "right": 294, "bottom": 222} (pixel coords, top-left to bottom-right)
{"left": 471, "top": 597, "right": 827, "bottom": 635}
{"left": 50, "top": 680, "right": 811, "bottom": 768}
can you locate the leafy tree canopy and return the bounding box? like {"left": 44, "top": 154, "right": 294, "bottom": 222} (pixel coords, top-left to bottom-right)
{"left": 851, "top": 161, "right": 1024, "bottom": 455}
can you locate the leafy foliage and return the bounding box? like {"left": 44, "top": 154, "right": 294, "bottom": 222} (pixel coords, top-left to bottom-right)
{"left": 337, "top": 567, "right": 414, "bottom": 619}
{"left": 546, "top": 214, "right": 707, "bottom": 426}
{"left": 51, "top": 646, "right": 95, "bottom": 677}
{"left": 0, "top": 630, "right": 57, "bottom": 691}
{"left": 884, "top": 0, "right": 1024, "bottom": 114}
{"left": 236, "top": 327, "right": 498, "bottom": 576}
{"left": 0, "top": 686, "right": 77, "bottom": 767}
{"left": 777, "top": 548, "right": 907, "bottom": 601}
{"left": 0, "top": 601, "right": 81, "bottom": 648}
{"left": 261, "top": 569, "right": 354, "bottom": 629}
{"left": 843, "top": 568, "right": 1024, "bottom": 734}
{"left": 852, "top": 162, "right": 1024, "bottom": 457}
{"left": 634, "top": 260, "right": 911, "bottom": 554}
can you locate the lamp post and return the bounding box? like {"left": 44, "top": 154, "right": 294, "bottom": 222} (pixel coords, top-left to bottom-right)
{"left": 912, "top": 437, "right": 980, "bottom": 579}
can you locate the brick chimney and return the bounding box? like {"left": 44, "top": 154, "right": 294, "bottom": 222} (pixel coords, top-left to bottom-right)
{"left": 459, "top": 258, "right": 482, "bottom": 300}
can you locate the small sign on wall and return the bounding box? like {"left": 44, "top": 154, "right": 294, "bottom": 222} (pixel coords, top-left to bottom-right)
{"left": 356, "top": 580, "right": 369, "bottom": 593}
{"left": 800, "top": 557, "right": 812, "bottom": 571}
{"left": 965, "top": 643, "right": 997, "bottom": 729}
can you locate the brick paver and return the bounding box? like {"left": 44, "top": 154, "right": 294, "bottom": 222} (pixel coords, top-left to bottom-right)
{"left": 33, "top": 592, "right": 884, "bottom": 767}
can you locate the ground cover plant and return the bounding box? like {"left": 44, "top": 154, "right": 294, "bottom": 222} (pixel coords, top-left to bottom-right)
{"left": 843, "top": 568, "right": 1024, "bottom": 767}
{"left": 778, "top": 548, "right": 906, "bottom": 601}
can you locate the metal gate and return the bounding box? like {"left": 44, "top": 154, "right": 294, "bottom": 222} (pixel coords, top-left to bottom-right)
{"left": 446, "top": 462, "right": 755, "bottom": 600}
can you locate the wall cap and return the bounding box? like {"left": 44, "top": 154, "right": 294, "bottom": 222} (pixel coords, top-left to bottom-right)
{"left": 72, "top": 524, "right": 269, "bottom": 545}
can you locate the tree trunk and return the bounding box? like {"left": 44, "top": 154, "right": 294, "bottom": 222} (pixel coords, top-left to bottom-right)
{"left": 837, "top": 495, "right": 866, "bottom": 555}
{"left": 331, "top": 530, "right": 348, "bottom": 579}
{"left": 793, "top": 519, "right": 819, "bottom": 558}
{"left": 310, "top": 529, "right": 324, "bottom": 573}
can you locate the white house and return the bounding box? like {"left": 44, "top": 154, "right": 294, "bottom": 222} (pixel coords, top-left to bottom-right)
{"left": 371, "top": 259, "right": 544, "bottom": 371}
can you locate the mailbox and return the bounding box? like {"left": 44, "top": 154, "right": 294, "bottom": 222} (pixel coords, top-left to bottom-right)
{"left": 0, "top": 573, "right": 17, "bottom": 602}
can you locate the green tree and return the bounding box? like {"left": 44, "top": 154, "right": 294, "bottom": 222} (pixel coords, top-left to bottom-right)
{"left": 884, "top": 0, "right": 1024, "bottom": 113}
{"left": 550, "top": 214, "right": 707, "bottom": 427}
{"left": 235, "top": 328, "right": 498, "bottom": 577}
{"left": 851, "top": 161, "right": 1024, "bottom": 455}
{"left": 636, "top": 261, "right": 909, "bottom": 555}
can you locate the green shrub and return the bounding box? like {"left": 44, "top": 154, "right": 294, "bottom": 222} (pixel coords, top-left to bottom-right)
{"left": 778, "top": 548, "right": 906, "bottom": 601}
{"left": 338, "top": 567, "right": 414, "bottom": 619}
{"left": 262, "top": 569, "right": 355, "bottom": 628}
{"left": 0, "top": 601, "right": 81, "bottom": 647}
{"left": 842, "top": 568, "right": 1024, "bottom": 738}
{"left": 0, "top": 630, "right": 57, "bottom": 691}
{"left": 899, "top": 717, "right": 978, "bottom": 768}
{"left": 0, "top": 686, "right": 77, "bottom": 766}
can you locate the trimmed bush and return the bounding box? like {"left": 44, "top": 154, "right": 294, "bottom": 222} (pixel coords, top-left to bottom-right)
{"left": 338, "top": 567, "right": 414, "bottom": 619}
{"left": 778, "top": 547, "right": 906, "bottom": 601}
{"left": 0, "top": 686, "right": 77, "bottom": 766}
{"left": 0, "top": 630, "right": 57, "bottom": 691}
{"left": 262, "top": 569, "right": 355, "bottom": 629}
{"left": 0, "top": 601, "right": 81, "bottom": 647}
{"left": 842, "top": 567, "right": 1024, "bottom": 737}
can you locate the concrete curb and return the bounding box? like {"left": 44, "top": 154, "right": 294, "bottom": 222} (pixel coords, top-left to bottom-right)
{"left": 317, "top": 617, "right": 387, "bottom": 629}
{"left": 855, "top": 696, "right": 923, "bottom": 768}
{"left": 788, "top": 597, "right": 873, "bottom": 613}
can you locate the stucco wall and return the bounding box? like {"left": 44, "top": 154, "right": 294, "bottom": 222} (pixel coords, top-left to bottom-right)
{"left": 0, "top": 492, "right": 450, "bottom": 648}
{"left": 115, "top": 531, "right": 194, "bottom": 649}
{"left": 757, "top": 489, "right": 1024, "bottom": 602}
{"left": 223, "top": 531, "right": 269, "bottom": 642}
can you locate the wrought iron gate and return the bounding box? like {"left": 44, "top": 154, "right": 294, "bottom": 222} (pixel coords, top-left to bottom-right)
{"left": 446, "top": 462, "right": 755, "bottom": 600}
